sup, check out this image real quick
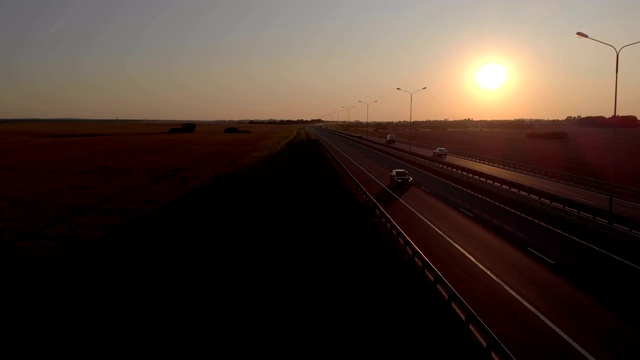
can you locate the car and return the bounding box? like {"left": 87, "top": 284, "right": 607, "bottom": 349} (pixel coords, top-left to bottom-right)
{"left": 433, "top": 147, "right": 448, "bottom": 158}
{"left": 389, "top": 168, "right": 413, "bottom": 188}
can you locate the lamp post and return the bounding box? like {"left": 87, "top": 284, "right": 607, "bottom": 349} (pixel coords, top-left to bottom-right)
{"left": 576, "top": 32, "right": 640, "bottom": 119}
{"left": 396, "top": 86, "right": 427, "bottom": 152}
{"left": 359, "top": 100, "right": 377, "bottom": 138}
{"left": 343, "top": 105, "right": 356, "bottom": 123}
{"left": 576, "top": 32, "right": 640, "bottom": 223}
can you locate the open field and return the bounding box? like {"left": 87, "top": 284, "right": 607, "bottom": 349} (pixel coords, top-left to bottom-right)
{"left": 0, "top": 122, "right": 300, "bottom": 267}
{"left": 335, "top": 121, "right": 640, "bottom": 189}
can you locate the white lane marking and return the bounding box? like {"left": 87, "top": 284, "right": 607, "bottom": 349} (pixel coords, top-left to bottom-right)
{"left": 458, "top": 208, "right": 474, "bottom": 217}
{"left": 435, "top": 165, "right": 640, "bottom": 272}
{"left": 527, "top": 248, "right": 556, "bottom": 264}
{"left": 388, "top": 190, "right": 595, "bottom": 360}
{"left": 318, "top": 135, "right": 596, "bottom": 360}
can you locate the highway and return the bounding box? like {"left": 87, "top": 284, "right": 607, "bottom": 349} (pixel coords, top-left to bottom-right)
{"left": 310, "top": 127, "right": 640, "bottom": 360}
{"left": 365, "top": 132, "right": 640, "bottom": 224}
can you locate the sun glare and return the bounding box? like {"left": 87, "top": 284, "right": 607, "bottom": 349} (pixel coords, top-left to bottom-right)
{"left": 475, "top": 64, "right": 508, "bottom": 90}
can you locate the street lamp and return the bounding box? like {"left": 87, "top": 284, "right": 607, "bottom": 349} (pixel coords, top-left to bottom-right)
{"left": 343, "top": 105, "right": 356, "bottom": 123}
{"left": 359, "top": 100, "right": 377, "bottom": 138}
{"left": 576, "top": 31, "right": 640, "bottom": 222}
{"left": 575, "top": 32, "right": 640, "bottom": 118}
{"left": 396, "top": 86, "right": 427, "bottom": 152}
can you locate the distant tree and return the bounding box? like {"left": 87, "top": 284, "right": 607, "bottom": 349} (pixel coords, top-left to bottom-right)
{"left": 615, "top": 115, "right": 639, "bottom": 128}
{"left": 577, "top": 116, "right": 608, "bottom": 127}
{"left": 574, "top": 115, "right": 637, "bottom": 128}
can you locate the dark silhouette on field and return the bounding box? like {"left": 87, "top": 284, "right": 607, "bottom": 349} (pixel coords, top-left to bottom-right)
{"left": 223, "top": 126, "right": 251, "bottom": 133}
{"left": 167, "top": 122, "right": 197, "bottom": 133}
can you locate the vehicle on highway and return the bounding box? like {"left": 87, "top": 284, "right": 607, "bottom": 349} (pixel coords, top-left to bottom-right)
{"left": 389, "top": 168, "right": 413, "bottom": 188}
{"left": 433, "top": 147, "right": 448, "bottom": 158}
{"left": 386, "top": 133, "right": 396, "bottom": 144}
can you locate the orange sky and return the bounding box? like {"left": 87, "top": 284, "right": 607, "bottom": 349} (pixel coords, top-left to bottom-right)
{"left": 2, "top": 1, "right": 640, "bottom": 121}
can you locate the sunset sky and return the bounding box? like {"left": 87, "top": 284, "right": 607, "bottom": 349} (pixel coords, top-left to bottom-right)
{"left": 2, "top": 1, "right": 640, "bottom": 122}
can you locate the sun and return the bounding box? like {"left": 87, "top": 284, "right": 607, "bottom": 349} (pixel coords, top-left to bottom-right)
{"left": 475, "top": 64, "right": 508, "bottom": 90}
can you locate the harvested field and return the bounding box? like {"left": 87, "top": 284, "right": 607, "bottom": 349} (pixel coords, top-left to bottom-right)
{"left": 0, "top": 121, "right": 300, "bottom": 273}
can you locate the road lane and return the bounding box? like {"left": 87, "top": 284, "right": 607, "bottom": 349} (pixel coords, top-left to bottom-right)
{"left": 313, "top": 127, "right": 640, "bottom": 360}
{"left": 365, "top": 133, "right": 640, "bottom": 223}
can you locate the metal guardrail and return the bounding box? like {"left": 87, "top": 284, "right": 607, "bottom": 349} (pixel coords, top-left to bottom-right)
{"left": 346, "top": 132, "right": 640, "bottom": 238}
{"left": 404, "top": 147, "right": 640, "bottom": 238}
{"left": 340, "top": 129, "right": 640, "bottom": 203}
{"left": 447, "top": 149, "right": 640, "bottom": 203}
{"left": 375, "top": 133, "right": 640, "bottom": 204}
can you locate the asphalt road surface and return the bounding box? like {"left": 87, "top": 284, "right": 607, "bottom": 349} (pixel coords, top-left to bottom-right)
{"left": 312, "top": 127, "right": 640, "bottom": 359}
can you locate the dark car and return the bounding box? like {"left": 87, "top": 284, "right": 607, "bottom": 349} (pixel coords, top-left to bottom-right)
{"left": 433, "top": 147, "right": 448, "bottom": 158}
{"left": 390, "top": 168, "right": 413, "bottom": 188}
